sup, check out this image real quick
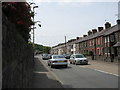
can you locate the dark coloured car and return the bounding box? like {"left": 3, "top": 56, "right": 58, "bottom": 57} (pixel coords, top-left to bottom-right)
{"left": 42, "top": 54, "right": 48, "bottom": 60}
{"left": 42, "top": 54, "right": 52, "bottom": 60}
{"left": 63, "top": 54, "right": 71, "bottom": 59}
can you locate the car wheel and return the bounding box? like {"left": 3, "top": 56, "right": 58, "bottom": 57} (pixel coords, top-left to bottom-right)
{"left": 70, "top": 62, "right": 72, "bottom": 64}
{"left": 51, "top": 65, "right": 54, "bottom": 68}
{"left": 48, "top": 63, "right": 50, "bottom": 66}
{"left": 72, "top": 62, "right": 75, "bottom": 64}
{"left": 64, "top": 65, "right": 68, "bottom": 68}
{"left": 75, "top": 62, "right": 78, "bottom": 65}
{"left": 73, "top": 61, "right": 75, "bottom": 64}
{"left": 71, "top": 62, "right": 73, "bottom": 64}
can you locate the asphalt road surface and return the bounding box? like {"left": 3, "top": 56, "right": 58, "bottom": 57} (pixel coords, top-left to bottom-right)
{"left": 40, "top": 56, "right": 118, "bottom": 88}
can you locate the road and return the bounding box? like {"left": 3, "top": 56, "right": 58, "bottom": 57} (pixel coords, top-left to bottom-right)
{"left": 38, "top": 55, "right": 118, "bottom": 88}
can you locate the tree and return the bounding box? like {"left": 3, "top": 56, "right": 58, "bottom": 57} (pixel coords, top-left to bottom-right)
{"left": 2, "top": 2, "right": 34, "bottom": 42}
{"left": 43, "top": 46, "right": 51, "bottom": 54}
{"left": 31, "top": 43, "right": 51, "bottom": 54}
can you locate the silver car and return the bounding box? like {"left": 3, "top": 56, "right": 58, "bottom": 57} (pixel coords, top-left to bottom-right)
{"left": 47, "top": 55, "right": 68, "bottom": 68}
{"left": 69, "top": 54, "right": 88, "bottom": 65}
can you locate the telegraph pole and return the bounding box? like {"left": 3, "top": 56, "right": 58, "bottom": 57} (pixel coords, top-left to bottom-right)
{"left": 118, "top": 1, "right": 120, "bottom": 19}
{"left": 65, "top": 36, "right": 67, "bottom": 54}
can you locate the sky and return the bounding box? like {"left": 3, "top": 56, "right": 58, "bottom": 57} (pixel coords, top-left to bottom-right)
{"left": 29, "top": 0, "right": 119, "bottom": 47}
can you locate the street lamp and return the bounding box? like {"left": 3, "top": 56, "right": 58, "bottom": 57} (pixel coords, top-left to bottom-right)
{"left": 29, "top": 2, "right": 35, "bottom": 5}
{"left": 32, "top": 5, "right": 38, "bottom": 50}
{"left": 65, "top": 36, "right": 67, "bottom": 54}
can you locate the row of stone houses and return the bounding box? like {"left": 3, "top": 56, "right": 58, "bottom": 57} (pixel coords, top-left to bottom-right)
{"left": 51, "top": 20, "right": 120, "bottom": 62}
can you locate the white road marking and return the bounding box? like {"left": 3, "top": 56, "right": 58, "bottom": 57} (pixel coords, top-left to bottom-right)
{"left": 94, "top": 69, "right": 119, "bottom": 77}
{"left": 79, "top": 66, "right": 119, "bottom": 77}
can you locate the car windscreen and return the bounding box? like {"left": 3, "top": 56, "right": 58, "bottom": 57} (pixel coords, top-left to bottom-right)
{"left": 75, "top": 55, "right": 85, "bottom": 58}
{"left": 53, "top": 55, "right": 65, "bottom": 59}
{"left": 43, "top": 54, "right": 48, "bottom": 56}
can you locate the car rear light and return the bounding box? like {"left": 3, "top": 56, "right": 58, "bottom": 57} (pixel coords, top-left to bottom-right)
{"left": 52, "top": 61, "right": 57, "bottom": 63}
{"left": 64, "top": 60, "right": 67, "bottom": 62}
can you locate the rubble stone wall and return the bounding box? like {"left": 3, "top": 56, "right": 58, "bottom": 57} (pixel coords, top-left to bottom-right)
{"left": 2, "top": 13, "right": 34, "bottom": 88}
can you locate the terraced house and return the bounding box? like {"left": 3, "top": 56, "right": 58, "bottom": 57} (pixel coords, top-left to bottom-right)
{"left": 51, "top": 20, "right": 120, "bottom": 62}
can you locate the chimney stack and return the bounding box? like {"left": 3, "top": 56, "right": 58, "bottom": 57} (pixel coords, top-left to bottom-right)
{"left": 117, "top": 19, "right": 120, "bottom": 30}
{"left": 98, "top": 27, "right": 103, "bottom": 32}
{"left": 92, "top": 29, "right": 97, "bottom": 34}
{"left": 88, "top": 30, "right": 92, "bottom": 35}
{"left": 117, "top": 19, "right": 120, "bottom": 25}
{"left": 83, "top": 35, "right": 87, "bottom": 37}
{"left": 79, "top": 37, "right": 82, "bottom": 39}
{"left": 76, "top": 37, "right": 79, "bottom": 40}
{"left": 105, "top": 22, "right": 111, "bottom": 29}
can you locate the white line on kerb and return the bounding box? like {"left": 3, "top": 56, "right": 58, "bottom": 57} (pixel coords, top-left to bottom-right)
{"left": 37, "top": 56, "right": 64, "bottom": 85}
{"left": 94, "top": 69, "right": 119, "bottom": 77}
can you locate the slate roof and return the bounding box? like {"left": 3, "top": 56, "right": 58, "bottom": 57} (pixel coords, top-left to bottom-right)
{"left": 104, "top": 25, "right": 119, "bottom": 35}
{"left": 75, "top": 24, "right": 119, "bottom": 44}
{"left": 52, "top": 23, "right": 119, "bottom": 49}
{"left": 74, "top": 29, "right": 106, "bottom": 44}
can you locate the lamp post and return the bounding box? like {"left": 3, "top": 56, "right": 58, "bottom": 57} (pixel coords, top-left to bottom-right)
{"left": 65, "top": 36, "right": 67, "bottom": 54}
{"left": 33, "top": 5, "right": 39, "bottom": 50}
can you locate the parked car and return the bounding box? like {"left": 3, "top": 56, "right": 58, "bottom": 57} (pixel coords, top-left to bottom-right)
{"left": 47, "top": 54, "right": 52, "bottom": 59}
{"left": 63, "top": 54, "right": 71, "bottom": 59}
{"left": 42, "top": 54, "right": 50, "bottom": 60}
{"left": 69, "top": 54, "right": 88, "bottom": 65}
{"left": 47, "top": 55, "right": 68, "bottom": 68}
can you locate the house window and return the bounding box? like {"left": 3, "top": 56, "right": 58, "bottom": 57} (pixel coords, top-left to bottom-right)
{"left": 89, "top": 41, "right": 91, "bottom": 46}
{"left": 98, "top": 38, "right": 100, "bottom": 45}
{"left": 85, "top": 42, "right": 87, "bottom": 47}
{"left": 100, "top": 37, "right": 103, "bottom": 45}
{"left": 110, "top": 35, "right": 114, "bottom": 42}
{"left": 93, "top": 39, "right": 94, "bottom": 46}
{"left": 107, "top": 36, "right": 110, "bottom": 42}
{"left": 105, "top": 37, "right": 107, "bottom": 43}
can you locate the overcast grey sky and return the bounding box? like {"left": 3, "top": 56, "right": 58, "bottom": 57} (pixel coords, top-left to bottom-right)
{"left": 30, "top": 0, "right": 119, "bottom": 47}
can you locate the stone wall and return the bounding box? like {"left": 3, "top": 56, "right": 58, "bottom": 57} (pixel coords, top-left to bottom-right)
{"left": 0, "top": 2, "right": 2, "bottom": 90}
{"left": 2, "top": 13, "right": 34, "bottom": 88}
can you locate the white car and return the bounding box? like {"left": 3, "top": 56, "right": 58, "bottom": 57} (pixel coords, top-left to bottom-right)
{"left": 69, "top": 54, "right": 88, "bottom": 65}
{"left": 47, "top": 55, "right": 68, "bottom": 68}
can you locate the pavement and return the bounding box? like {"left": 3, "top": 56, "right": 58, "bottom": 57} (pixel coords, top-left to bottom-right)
{"left": 28, "top": 55, "right": 64, "bottom": 88}
{"left": 28, "top": 54, "right": 119, "bottom": 88}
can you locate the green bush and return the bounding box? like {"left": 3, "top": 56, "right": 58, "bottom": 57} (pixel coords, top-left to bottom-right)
{"left": 2, "top": 2, "right": 33, "bottom": 42}
{"left": 89, "top": 51, "right": 93, "bottom": 56}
